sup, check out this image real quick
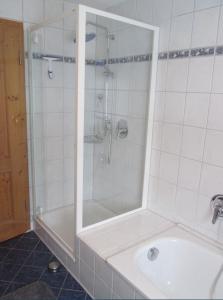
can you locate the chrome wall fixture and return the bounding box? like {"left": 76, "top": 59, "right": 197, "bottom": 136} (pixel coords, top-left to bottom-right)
{"left": 42, "top": 56, "right": 62, "bottom": 79}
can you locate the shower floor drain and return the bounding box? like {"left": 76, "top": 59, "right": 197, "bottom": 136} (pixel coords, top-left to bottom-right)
{"left": 48, "top": 261, "right": 60, "bottom": 273}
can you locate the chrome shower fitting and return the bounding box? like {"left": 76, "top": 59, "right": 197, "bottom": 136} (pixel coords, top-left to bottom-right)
{"left": 42, "top": 56, "right": 61, "bottom": 79}
{"left": 211, "top": 194, "right": 223, "bottom": 224}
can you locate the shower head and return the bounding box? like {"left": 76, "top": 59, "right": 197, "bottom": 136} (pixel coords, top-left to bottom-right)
{"left": 73, "top": 32, "right": 96, "bottom": 43}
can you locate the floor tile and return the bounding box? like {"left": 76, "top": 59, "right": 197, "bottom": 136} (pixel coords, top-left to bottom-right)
{"left": 0, "top": 249, "right": 10, "bottom": 262}
{"left": 40, "top": 269, "right": 67, "bottom": 289}
{"left": 14, "top": 265, "right": 44, "bottom": 285}
{"left": 0, "top": 231, "right": 90, "bottom": 300}
{"left": 0, "top": 236, "right": 22, "bottom": 249}
{"left": 63, "top": 274, "right": 84, "bottom": 291}
{"left": 25, "top": 251, "right": 52, "bottom": 267}
{"left": 35, "top": 241, "right": 51, "bottom": 253}
{"left": 0, "top": 281, "right": 9, "bottom": 296}
{"left": 58, "top": 289, "right": 86, "bottom": 300}
{"left": 15, "top": 237, "right": 39, "bottom": 251}
{"left": 0, "top": 264, "right": 21, "bottom": 282}
{"left": 4, "top": 249, "right": 30, "bottom": 265}
{"left": 50, "top": 287, "right": 61, "bottom": 298}
{"left": 23, "top": 231, "right": 39, "bottom": 239}
{"left": 4, "top": 282, "right": 26, "bottom": 294}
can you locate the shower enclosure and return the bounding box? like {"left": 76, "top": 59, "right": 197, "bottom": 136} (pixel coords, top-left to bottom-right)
{"left": 28, "top": 4, "right": 158, "bottom": 256}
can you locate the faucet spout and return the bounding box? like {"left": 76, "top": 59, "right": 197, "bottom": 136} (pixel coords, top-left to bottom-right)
{"left": 211, "top": 194, "right": 223, "bottom": 224}
{"left": 212, "top": 207, "right": 220, "bottom": 224}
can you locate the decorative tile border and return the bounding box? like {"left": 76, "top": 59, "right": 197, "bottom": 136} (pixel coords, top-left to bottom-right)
{"left": 191, "top": 47, "right": 215, "bottom": 57}
{"left": 27, "top": 45, "right": 223, "bottom": 66}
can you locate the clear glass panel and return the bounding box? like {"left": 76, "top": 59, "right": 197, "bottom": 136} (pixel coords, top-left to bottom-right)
{"left": 83, "top": 12, "right": 153, "bottom": 227}
{"left": 29, "top": 9, "right": 76, "bottom": 251}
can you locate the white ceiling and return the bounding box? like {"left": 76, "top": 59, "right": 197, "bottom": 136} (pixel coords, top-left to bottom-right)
{"left": 71, "top": 0, "right": 126, "bottom": 9}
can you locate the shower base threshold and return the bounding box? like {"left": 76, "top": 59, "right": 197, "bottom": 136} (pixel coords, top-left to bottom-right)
{"left": 35, "top": 200, "right": 117, "bottom": 256}
{"left": 36, "top": 205, "right": 75, "bottom": 256}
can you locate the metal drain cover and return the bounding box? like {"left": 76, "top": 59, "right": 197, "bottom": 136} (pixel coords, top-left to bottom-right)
{"left": 48, "top": 261, "right": 60, "bottom": 273}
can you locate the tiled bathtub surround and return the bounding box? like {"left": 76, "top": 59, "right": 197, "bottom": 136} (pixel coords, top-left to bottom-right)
{"left": 107, "top": 0, "right": 223, "bottom": 244}
{"left": 36, "top": 211, "right": 172, "bottom": 299}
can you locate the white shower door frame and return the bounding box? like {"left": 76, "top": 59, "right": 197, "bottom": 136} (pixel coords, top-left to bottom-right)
{"left": 75, "top": 4, "right": 159, "bottom": 233}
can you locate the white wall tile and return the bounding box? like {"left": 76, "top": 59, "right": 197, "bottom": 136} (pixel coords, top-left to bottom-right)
{"left": 154, "top": 92, "right": 165, "bottom": 122}
{"left": 44, "top": 88, "right": 63, "bottom": 113}
{"left": 95, "top": 255, "right": 112, "bottom": 288}
{"left": 200, "top": 163, "right": 223, "bottom": 197}
{"left": 208, "top": 94, "right": 223, "bottom": 130}
{"left": 164, "top": 92, "right": 185, "bottom": 124}
{"left": 136, "top": 0, "right": 153, "bottom": 23}
{"left": 172, "top": 0, "right": 195, "bottom": 16}
{"left": 23, "top": 0, "right": 44, "bottom": 23}
{"left": 184, "top": 93, "right": 209, "bottom": 127}
{"left": 94, "top": 275, "right": 112, "bottom": 300}
{"left": 150, "top": 149, "right": 160, "bottom": 177}
{"left": 191, "top": 7, "right": 220, "bottom": 47}
{"left": 128, "top": 91, "right": 147, "bottom": 118}
{"left": 217, "top": 6, "right": 223, "bottom": 44}
{"left": 156, "top": 179, "right": 177, "bottom": 219}
{"left": 162, "top": 123, "right": 182, "bottom": 154}
{"left": 44, "top": 113, "right": 63, "bottom": 137}
{"left": 178, "top": 157, "right": 201, "bottom": 190}
{"left": 181, "top": 126, "right": 205, "bottom": 161}
{"left": 44, "top": 0, "right": 64, "bottom": 28}
{"left": 169, "top": 14, "right": 193, "bottom": 50}
{"left": 176, "top": 188, "right": 197, "bottom": 223}
{"left": 187, "top": 57, "right": 214, "bottom": 93}
{"left": 153, "top": 0, "right": 173, "bottom": 25}
{"left": 63, "top": 30, "right": 76, "bottom": 57}
{"left": 212, "top": 56, "right": 223, "bottom": 93}
{"left": 45, "top": 137, "right": 63, "bottom": 160}
{"left": 80, "top": 240, "right": 94, "bottom": 270}
{"left": 64, "top": 113, "right": 74, "bottom": 136}
{"left": 159, "top": 152, "right": 179, "bottom": 184}
{"left": 115, "top": 91, "right": 129, "bottom": 116}
{"left": 166, "top": 59, "right": 189, "bottom": 92}
{"left": 46, "top": 181, "right": 63, "bottom": 209}
{"left": 45, "top": 159, "right": 63, "bottom": 183}
{"left": 204, "top": 130, "right": 223, "bottom": 167}
{"left": 80, "top": 260, "right": 94, "bottom": 296}
{"left": 156, "top": 60, "right": 168, "bottom": 91}
{"left": 158, "top": 20, "right": 171, "bottom": 52}
{"left": 64, "top": 63, "right": 76, "bottom": 89}
{"left": 44, "top": 27, "right": 63, "bottom": 55}
{"left": 195, "top": 0, "right": 221, "bottom": 10}
{"left": 112, "top": 271, "right": 135, "bottom": 300}
{"left": 64, "top": 1, "right": 76, "bottom": 30}
{"left": 64, "top": 89, "right": 75, "bottom": 113}
{"left": 0, "top": 0, "right": 22, "bottom": 21}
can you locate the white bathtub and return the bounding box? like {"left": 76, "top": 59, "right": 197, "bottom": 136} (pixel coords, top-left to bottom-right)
{"left": 108, "top": 226, "right": 223, "bottom": 299}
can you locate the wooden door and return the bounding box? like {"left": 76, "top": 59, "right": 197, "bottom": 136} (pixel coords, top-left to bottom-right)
{"left": 0, "top": 19, "right": 30, "bottom": 241}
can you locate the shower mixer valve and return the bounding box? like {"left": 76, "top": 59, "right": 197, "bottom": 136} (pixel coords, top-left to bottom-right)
{"left": 116, "top": 119, "right": 128, "bottom": 139}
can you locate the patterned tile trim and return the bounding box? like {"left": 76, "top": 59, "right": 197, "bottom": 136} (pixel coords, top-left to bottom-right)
{"left": 28, "top": 45, "right": 223, "bottom": 66}
{"left": 169, "top": 49, "right": 189, "bottom": 59}
{"left": 216, "top": 46, "right": 223, "bottom": 55}
{"left": 190, "top": 47, "right": 214, "bottom": 57}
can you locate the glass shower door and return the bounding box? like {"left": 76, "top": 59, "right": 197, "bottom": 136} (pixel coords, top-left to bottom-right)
{"left": 75, "top": 5, "right": 158, "bottom": 231}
